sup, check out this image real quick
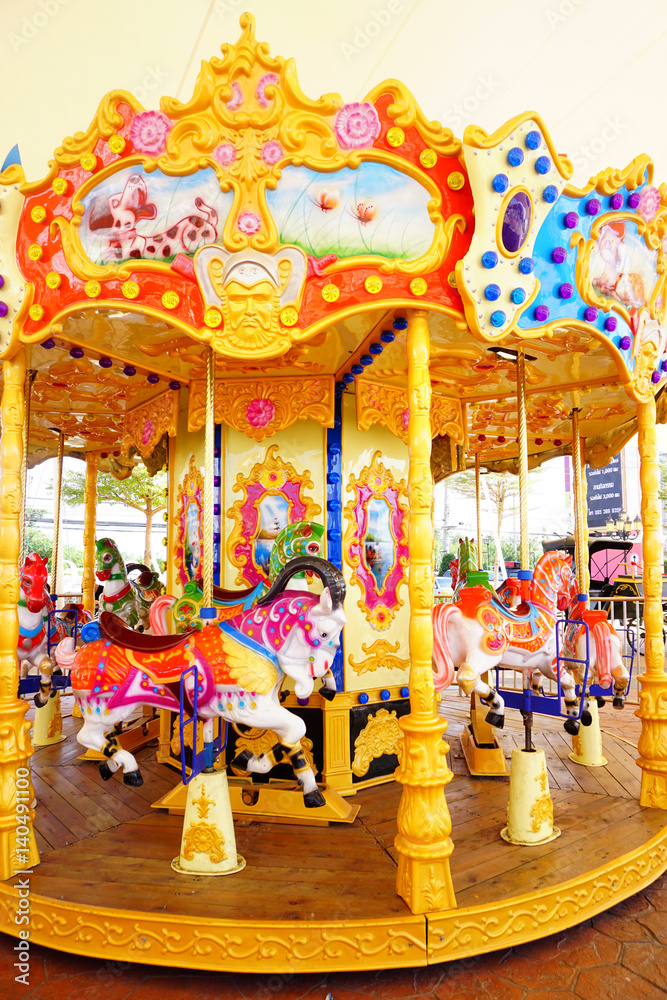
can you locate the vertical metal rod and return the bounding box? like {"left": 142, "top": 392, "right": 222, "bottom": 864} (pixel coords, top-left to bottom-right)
{"left": 516, "top": 349, "right": 529, "bottom": 573}
{"left": 571, "top": 409, "right": 587, "bottom": 600}
{"left": 51, "top": 432, "right": 65, "bottom": 598}
{"left": 202, "top": 347, "right": 215, "bottom": 611}
{"left": 475, "top": 452, "right": 482, "bottom": 570}
{"left": 20, "top": 370, "right": 35, "bottom": 562}
{"left": 81, "top": 453, "right": 98, "bottom": 616}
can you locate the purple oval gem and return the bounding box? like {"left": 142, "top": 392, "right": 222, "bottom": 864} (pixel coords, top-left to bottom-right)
{"left": 628, "top": 192, "right": 641, "bottom": 209}
{"left": 620, "top": 336, "right": 632, "bottom": 350}
{"left": 501, "top": 191, "right": 532, "bottom": 254}
{"left": 169, "top": 380, "right": 180, "bottom": 390}
{"left": 147, "top": 372, "right": 160, "bottom": 384}
{"left": 610, "top": 193, "right": 623, "bottom": 210}
{"left": 0, "top": 275, "right": 4, "bottom": 289}
{"left": 70, "top": 347, "right": 84, "bottom": 359}
{"left": 586, "top": 199, "right": 601, "bottom": 216}
{"left": 0, "top": 302, "right": 8, "bottom": 318}
{"left": 551, "top": 246, "right": 567, "bottom": 264}
{"left": 559, "top": 283, "right": 574, "bottom": 299}
{"left": 535, "top": 305, "right": 549, "bottom": 321}
{"left": 584, "top": 307, "right": 598, "bottom": 322}
{"left": 652, "top": 370, "right": 661, "bottom": 384}
{"left": 98, "top": 356, "right": 113, "bottom": 368}
{"left": 123, "top": 365, "right": 136, "bottom": 377}
{"left": 605, "top": 316, "right": 618, "bottom": 332}
{"left": 565, "top": 212, "right": 579, "bottom": 229}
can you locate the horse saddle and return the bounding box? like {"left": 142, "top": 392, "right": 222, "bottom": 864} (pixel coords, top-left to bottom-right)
{"left": 98, "top": 611, "right": 186, "bottom": 653}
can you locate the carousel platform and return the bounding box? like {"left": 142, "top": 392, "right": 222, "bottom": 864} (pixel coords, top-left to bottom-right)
{"left": 1, "top": 693, "right": 666, "bottom": 974}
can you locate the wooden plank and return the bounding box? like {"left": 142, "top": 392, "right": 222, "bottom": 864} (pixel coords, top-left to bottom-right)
{"left": 38, "top": 765, "right": 125, "bottom": 832}
{"left": 30, "top": 772, "right": 101, "bottom": 842}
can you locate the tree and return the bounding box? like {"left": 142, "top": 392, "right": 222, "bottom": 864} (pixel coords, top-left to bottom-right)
{"left": 24, "top": 507, "right": 84, "bottom": 568}
{"left": 58, "top": 466, "right": 167, "bottom": 567}
{"left": 438, "top": 551, "right": 456, "bottom": 575}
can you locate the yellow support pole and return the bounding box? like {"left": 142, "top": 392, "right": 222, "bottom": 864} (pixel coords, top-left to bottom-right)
{"left": 395, "top": 310, "right": 456, "bottom": 914}
{"left": 516, "top": 349, "right": 529, "bottom": 576}
{"left": 202, "top": 347, "right": 215, "bottom": 612}
{"left": 0, "top": 349, "right": 40, "bottom": 878}
{"left": 636, "top": 396, "right": 667, "bottom": 807}
{"left": 81, "top": 453, "right": 98, "bottom": 617}
{"left": 19, "top": 369, "right": 35, "bottom": 562}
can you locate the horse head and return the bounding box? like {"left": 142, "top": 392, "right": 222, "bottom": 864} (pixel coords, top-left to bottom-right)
{"left": 19, "top": 552, "right": 49, "bottom": 613}
{"left": 532, "top": 550, "right": 576, "bottom": 611}
{"left": 96, "top": 538, "right": 124, "bottom": 582}
{"left": 252, "top": 556, "right": 346, "bottom": 698}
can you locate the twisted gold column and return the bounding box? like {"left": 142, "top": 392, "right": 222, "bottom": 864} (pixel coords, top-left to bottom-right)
{"left": 19, "top": 369, "right": 35, "bottom": 562}
{"left": 202, "top": 347, "right": 215, "bottom": 611}
{"left": 571, "top": 409, "right": 587, "bottom": 598}
{"left": 395, "top": 310, "right": 456, "bottom": 914}
{"left": 516, "top": 350, "right": 529, "bottom": 574}
{"left": 635, "top": 396, "right": 667, "bottom": 807}
{"left": 50, "top": 432, "right": 64, "bottom": 597}
{"left": 81, "top": 453, "right": 98, "bottom": 616}
{"left": 0, "top": 349, "right": 40, "bottom": 878}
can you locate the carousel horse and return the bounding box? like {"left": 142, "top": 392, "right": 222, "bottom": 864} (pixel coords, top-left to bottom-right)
{"left": 432, "top": 550, "right": 575, "bottom": 728}
{"left": 55, "top": 556, "right": 345, "bottom": 806}
{"left": 56, "top": 602, "right": 93, "bottom": 638}
{"left": 17, "top": 552, "right": 65, "bottom": 706}
{"left": 150, "top": 520, "right": 326, "bottom": 634}
{"left": 562, "top": 603, "right": 629, "bottom": 709}
{"left": 450, "top": 536, "right": 478, "bottom": 602}
{"left": 96, "top": 538, "right": 159, "bottom": 630}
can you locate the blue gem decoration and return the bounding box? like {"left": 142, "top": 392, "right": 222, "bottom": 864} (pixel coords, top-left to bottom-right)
{"left": 380, "top": 689, "right": 391, "bottom": 701}
{"left": 369, "top": 342, "right": 383, "bottom": 354}
{"left": 543, "top": 185, "right": 558, "bottom": 203}
{"left": 507, "top": 147, "right": 524, "bottom": 167}
{"left": 482, "top": 251, "right": 498, "bottom": 269}
{"left": 511, "top": 288, "right": 526, "bottom": 305}
{"left": 519, "top": 257, "right": 534, "bottom": 275}
{"left": 492, "top": 173, "right": 509, "bottom": 193}
{"left": 525, "top": 130, "right": 541, "bottom": 150}
{"left": 535, "top": 156, "right": 551, "bottom": 174}
{"left": 359, "top": 692, "right": 369, "bottom": 705}
{"left": 490, "top": 310, "right": 506, "bottom": 327}
{"left": 392, "top": 317, "right": 408, "bottom": 330}
{"left": 380, "top": 330, "right": 395, "bottom": 343}
{"left": 400, "top": 686, "right": 409, "bottom": 698}
{"left": 484, "top": 284, "right": 501, "bottom": 301}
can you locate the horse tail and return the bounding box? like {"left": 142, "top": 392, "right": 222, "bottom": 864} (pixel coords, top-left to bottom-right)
{"left": 150, "top": 595, "right": 175, "bottom": 635}
{"left": 591, "top": 622, "right": 613, "bottom": 687}
{"left": 432, "top": 603, "right": 459, "bottom": 691}
{"left": 54, "top": 636, "right": 77, "bottom": 670}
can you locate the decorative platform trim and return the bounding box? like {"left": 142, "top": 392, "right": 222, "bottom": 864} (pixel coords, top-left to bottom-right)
{"left": 356, "top": 380, "right": 464, "bottom": 445}
{"left": 348, "top": 638, "right": 410, "bottom": 676}
{"left": 122, "top": 390, "right": 179, "bottom": 459}
{"left": 2, "top": 821, "right": 666, "bottom": 972}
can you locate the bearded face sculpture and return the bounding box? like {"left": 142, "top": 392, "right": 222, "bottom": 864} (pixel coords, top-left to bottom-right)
{"left": 194, "top": 245, "right": 307, "bottom": 360}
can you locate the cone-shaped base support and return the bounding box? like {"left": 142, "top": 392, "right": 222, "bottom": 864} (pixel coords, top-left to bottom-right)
{"left": 569, "top": 698, "right": 607, "bottom": 767}
{"left": 72, "top": 702, "right": 83, "bottom": 719}
{"left": 32, "top": 692, "right": 65, "bottom": 747}
{"left": 500, "top": 747, "right": 561, "bottom": 846}
{"left": 171, "top": 770, "right": 246, "bottom": 877}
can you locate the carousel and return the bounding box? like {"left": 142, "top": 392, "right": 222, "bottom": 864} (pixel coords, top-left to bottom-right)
{"left": 1, "top": 13, "right": 667, "bottom": 974}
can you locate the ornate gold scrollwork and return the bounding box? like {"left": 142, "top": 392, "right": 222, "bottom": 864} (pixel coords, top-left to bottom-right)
{"left": 351, "top": 708, "right": 403, "bottom": 777}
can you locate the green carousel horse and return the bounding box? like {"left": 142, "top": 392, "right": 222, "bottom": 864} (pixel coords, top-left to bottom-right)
{"left": 96, "top": 538, "right": 162, "bottom": 630}
{"left": 150, "top": 521, "right": 325, "bottom": 634}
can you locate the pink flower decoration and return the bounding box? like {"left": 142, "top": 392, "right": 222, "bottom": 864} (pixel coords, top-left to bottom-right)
{"left": 256, "top": 73, "right": 279, "bottom": 108}
{"left": 130, "top": 111, "right": 172, "bottom": 156}
{"left": 141, "top": 418, "right": 155, "bottom": 446}
{"left": 214, "top": 143, "right": 237, "bottom": 166}
{"left": 334, "top": 102, "right": 380, "bottom": 149}
{"left": 638, "top": 185, "right": 661, "bottom": 222}
{"left": 401, "top": 409, "right": 410, "bottom": 431}
{"left": 262, "top": 140, "right": 284, "bottom": 165}
{"left": 237, "top": 211, "right": 261, "bottom": 235}
{"left": 227, "top": 82, "right": 243, "bottom": 111}
{"left": 246, "top": 398, "right": 275, "bottom": 427}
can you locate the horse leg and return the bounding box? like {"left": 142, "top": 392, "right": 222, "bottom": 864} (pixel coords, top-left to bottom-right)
{"left": 611, "top": 664, "right": 629, "bottom": 708}
{"left": 76, "top": 704, "right": 143, "bottom": 785}
{"left": 33, "top": 656, "right": 54, "bottom": 708}
{"left": 467, "top": 672, "right": 505, "bottom": 728}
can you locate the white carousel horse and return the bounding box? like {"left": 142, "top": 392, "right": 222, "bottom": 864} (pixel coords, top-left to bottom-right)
{"left": 432, "top": 551, "right": 576, "bottom": 728}
{"left": 17, "top": 552, "right": 65, "bottom": 706}
{"left": 562, "top": 605, "right": 630, "bottom": 708}
{"left": 96, "top": 537, "right": 160, "bottom": 630}
{"left": 55, "top": 557, "right": 345, "bottom": 807}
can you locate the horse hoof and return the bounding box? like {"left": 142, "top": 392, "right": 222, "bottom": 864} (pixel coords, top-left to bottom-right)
{"left": 50, "top": 688, "right": 58, "bottom": 698}
{"left": 581, "top": 710, "right": 592, "bottom": 727}
{"left": 304, "top": 789, "right": 326, "bottom": 808}
{"left": 485, "top": 711, "right": 504, "bottom": 729}
{"left": 33, "top": 695, "right": 46, "bottom": 709}
{"left": 99, "top": 762, "right": 114, "bottom": 781}
{"left": 564, "top": 719, "right": 580, "bottom": 736}
{"left": 230, "top": 750, "right": 253, "bottom": 773}
{"left": 320, "top": 687, "right": 336, "bottom": 702}
{"left": 596, "top": 697, "right": 606, "bottom": 708}
{"left": 123, "top": 769, "right": 143, "bottom": 787}
{"left": 613, "top": 696, "right": 625, "bottom": 710}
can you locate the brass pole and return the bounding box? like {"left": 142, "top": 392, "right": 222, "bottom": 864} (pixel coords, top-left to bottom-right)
{"left": 20, "top": 370, "right": 36, "bottom": 561}
{"left": 81, "top": 453, "right": 98, "bottom": 616}
{"left": 516, "top": 349, "right": 529, "bottom": 573}
{"left": 51, "top": 432, "right": 65, "bottom": 598}
{"left": 394, "top": 310, "right": 456, "bottom": 915}
{"left": 571, "top": 409, "right": 587, "bottom": 599}
{"left": 636, "top": 396, "right": 667, "bottom": 808}
{"left": 475, "top": 452, "right": 482, "bottom": 569}
{"left": 202, "top": 347, "right": 215, "bottom": 612}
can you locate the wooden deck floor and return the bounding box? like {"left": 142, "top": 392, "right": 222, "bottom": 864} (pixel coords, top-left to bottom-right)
{"left": 24, "top": 693, "right": 665, "bottom": 924}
